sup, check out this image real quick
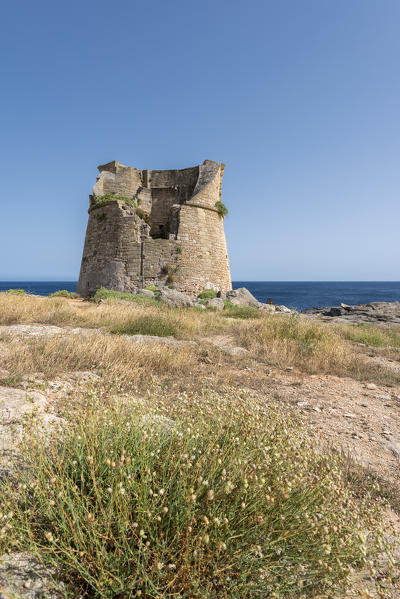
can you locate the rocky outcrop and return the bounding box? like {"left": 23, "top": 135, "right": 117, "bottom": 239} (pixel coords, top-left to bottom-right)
{"left": 226, "top": 287, "right": 260, "bottom": 307}
{"left": 155, "top": 287, "right": 193, "bottom": 307}
{"left": 0, "top": 386, "right": 64, "bottom": 480}
{"left": 206, "top": 297, "right": 225, "bottom": 310}
{"left": 152, "top": 286, "right": 291, "bottom": 313}
{"left": 225, "top": 288, "right": 291, "bottom": 312}
{"left": 152, "top": 286, "right": 292, "bottom": 313}
{"left": 302, "top": 301, "right": 400, "bottom": 324}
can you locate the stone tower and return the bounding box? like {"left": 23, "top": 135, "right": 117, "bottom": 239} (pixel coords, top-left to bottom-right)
{"left": 77, "top": 159, "right": 231, "bottom": 296}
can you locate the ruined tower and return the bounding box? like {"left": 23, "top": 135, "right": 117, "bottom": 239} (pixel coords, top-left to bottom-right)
{"left": 77, "top": 159, "right": 231, "bottom": 296}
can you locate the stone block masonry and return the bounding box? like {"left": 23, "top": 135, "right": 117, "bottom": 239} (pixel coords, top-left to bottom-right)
{"left": 77, "top": 159, "right": 232, "bottom": 296}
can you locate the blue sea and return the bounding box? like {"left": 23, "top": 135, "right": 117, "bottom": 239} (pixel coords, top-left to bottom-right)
{"left": 1, "top": 281, "right": 399, "bottom": 311}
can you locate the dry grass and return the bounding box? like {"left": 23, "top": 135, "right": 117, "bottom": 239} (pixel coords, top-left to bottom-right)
{"left": 233, "top": 312, "right": 399, "bottom": 383}
{"left": 0, "top": 332, "right": 198, "bottom": 387}
{"left": 0, "top": 293, "right": 223, "bottom": 338}
{"left": 235, "top": 313, "right": 351, "bottom": 373}
{"left": 0, "top": 293, "right": 399, "bottom": 384}
{"left": 0, "top": 294, "right": 86, "bottom": 326}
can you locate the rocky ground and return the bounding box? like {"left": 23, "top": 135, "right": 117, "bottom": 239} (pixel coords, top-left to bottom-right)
{"left": 1, "top": 294, "right": 400, "bottom": 597}
{"left": 303, "top": 301, "right": 400, "bottom": 324}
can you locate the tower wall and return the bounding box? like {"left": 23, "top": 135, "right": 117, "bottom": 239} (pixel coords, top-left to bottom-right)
{"left": 77, "top": 159, "right": 231, "bottom": 297}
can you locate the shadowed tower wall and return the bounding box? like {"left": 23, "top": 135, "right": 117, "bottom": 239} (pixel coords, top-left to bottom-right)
{"left": 77, "top": 159, "right": 231, "bottom": 296}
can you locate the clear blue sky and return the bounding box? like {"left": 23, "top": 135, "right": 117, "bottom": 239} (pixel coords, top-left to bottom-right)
{"left": 1, "top": 0, "right": 399, "bottom": 281}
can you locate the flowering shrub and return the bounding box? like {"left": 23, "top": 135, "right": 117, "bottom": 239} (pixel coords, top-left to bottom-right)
{"left": 0, "top": 391, "right": 390, "bottom": 597}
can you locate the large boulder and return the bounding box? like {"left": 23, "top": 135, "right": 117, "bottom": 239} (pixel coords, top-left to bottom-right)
{"left": 156, "top": 287, "right": 193, "bottom": 308}
{"left": 226, "top": 287, "right": 260, "bottom": 308}
{"left": 258, "top": 303, "right": 276, "bottom": 313}
{"left": 206, "top": 297, "right": 225, "bottom": 311}
{"left": 138, "top": 289, "right": 155, "bottom": 298}
{"left": 275, "top": 305, "right": 291, "bottom": 313}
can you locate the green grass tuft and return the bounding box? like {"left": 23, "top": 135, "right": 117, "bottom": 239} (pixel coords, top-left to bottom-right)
{"left": 214, "top": 201, "right": 228, "bottom": 217}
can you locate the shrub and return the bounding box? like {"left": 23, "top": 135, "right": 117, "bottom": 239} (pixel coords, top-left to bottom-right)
{"left": 145, "top": 285, "right": 157, "bottom": 292}
{"left": 48, "top": 290, "right": 78, "bottom": 299}
{"left": 0, "top": 394, "right": 387, "bottom": 598}
{"left": 176, "top": 246, "right": 182, "bottom": 254}
{"left": 6, "top": 288, "right": 26, "bottom": 295}
{"left": 214, "top": 201, "right": 228, "bottom": 217}
{"left": 111, "top": 315, "right": 178, "bottom": 337}
{"left": 198, "top": 289, "right": 218, "bottom": 300}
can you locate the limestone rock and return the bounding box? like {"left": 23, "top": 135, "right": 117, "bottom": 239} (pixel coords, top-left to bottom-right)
{"left": 222, "top": 345, "right": 249, "bottom": 356}
{"left": 275, "top": 305, "right": 291, "bottom": 313}
{"left": 123, "top": 334, "right": 196, "bottom": 348}
{"left": 225, "top": 287, "right": 260, "bottom": 308}
{"left": 258, "top": 303, "right": 276, "bottom": 312}
{"left": 206, "top": 297, "right": 225, "bottom": 310}
{"left": 138, "top": 289, "right": 155, "bottom": 298}
{"left": 0, "top": 386, "right": 64, "bottom": 478}
{"left": 193, "top": 302, "right": 206, "bottom": 310}
{"left": 0, "top": 387, "right": 48, "bottom": 426}
{"left": 156, "top": 287, "right": 194, "bottom": 307}
{"left": 0, "top": 553, "right": 60, "bottom": 598}
{"left": 0, "top": 324, "right": 98, "bottom": 338}
{"left": 302, "top": 301, "right": 400, "bottom": 324}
